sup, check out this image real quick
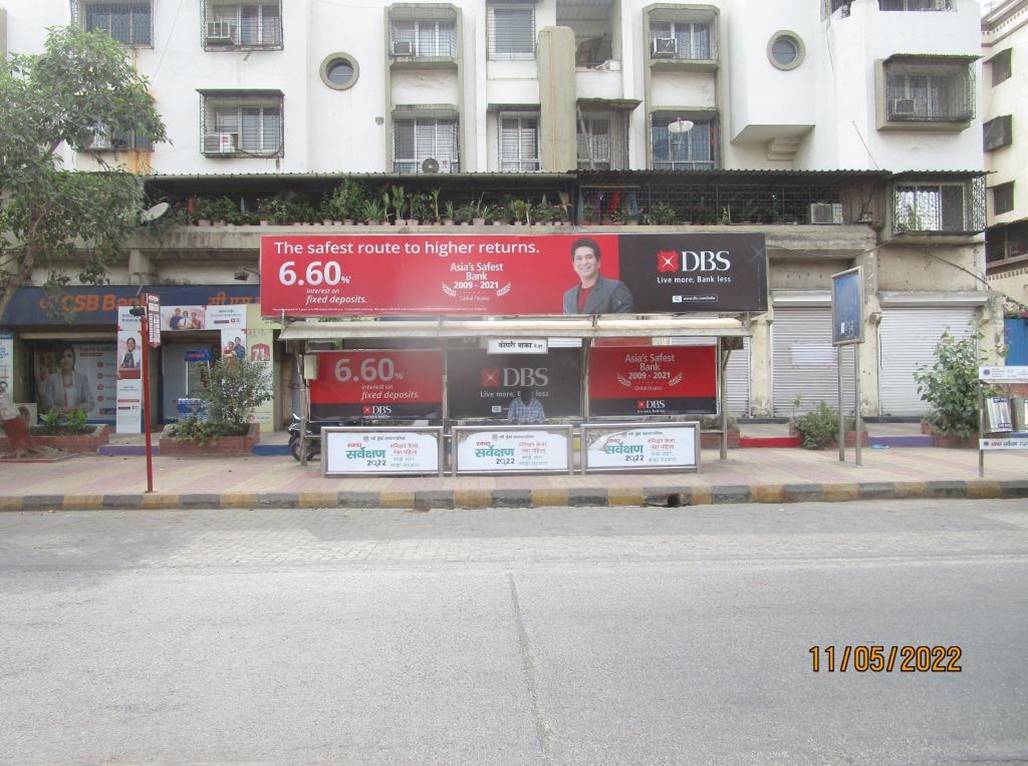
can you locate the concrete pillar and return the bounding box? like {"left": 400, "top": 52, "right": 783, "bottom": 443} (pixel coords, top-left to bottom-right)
{"left": 127, "top": 249, "right": 153, "bottom": 285}
{"left": 749, "top": 311, "right": 773, "bottom": 417}
{"left": 856, "top": 248, "right": 881, "bottom": 417}
{"left": 980, "top": 291, "right": 1006, "bottom": 365}
{"left": 537, "top": 26, "right": 577, "bottom": 172}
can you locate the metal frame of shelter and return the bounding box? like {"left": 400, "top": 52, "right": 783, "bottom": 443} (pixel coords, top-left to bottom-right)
{"left": 278, "top": 314, "right": 753, "bottom": 470}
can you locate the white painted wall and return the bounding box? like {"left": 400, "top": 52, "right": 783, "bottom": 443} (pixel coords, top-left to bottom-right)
{"left": 7, "top": 0, "right": 985, "bottom": 175}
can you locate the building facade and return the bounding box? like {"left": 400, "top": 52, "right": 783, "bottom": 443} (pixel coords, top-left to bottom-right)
{"left": 0, "top": 0, "right": 999, "bottom": 427}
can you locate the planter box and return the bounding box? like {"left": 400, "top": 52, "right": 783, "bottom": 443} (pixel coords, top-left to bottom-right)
{"left": 789, "top": 420, "right": 869, "bottom": 449}
{"left": 2, "top": 424, "right": 110, "bottom": 454}
{"left": 920, "top": 421, "right": 977, "bottom": 448}
{"left": 159, "top": 423, "right": 260, "bottom": 456}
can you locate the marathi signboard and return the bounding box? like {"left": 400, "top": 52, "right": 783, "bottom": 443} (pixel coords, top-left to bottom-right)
{"left": 583, "top": 423, "right": 700, "bottom": 472}
{"left": 453, "top": 425, "right": 573, "bottom": 474}
{"left": 980, "top": 438, "right": 1028, "bottom": 450}
{"left": 589, "top": 345, "right": 717, "bottom": 416}
{"left": 310, "top": 350, "right": 443, "bottom": 421}
{"left": 832, "top": 267, "right": 864, "bottom": 346}
{"left": 446, "top": 347, "right": 581, "bottom": 419}
{"left": 322, "top": 427, "right": 442, "bottom": 476}
{"left": 979, "top": 366, "right": 1028, "bottom": 382}
{"left": 259, "top": 233, "right": 767, "bottom": 316}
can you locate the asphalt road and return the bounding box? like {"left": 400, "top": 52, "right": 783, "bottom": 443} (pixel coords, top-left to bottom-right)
{"left": 1, "top": 500, "right": 1027, "bottom": 766}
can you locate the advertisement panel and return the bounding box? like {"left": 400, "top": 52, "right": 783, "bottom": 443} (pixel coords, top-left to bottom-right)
{"left": 453, "top": 426, "right": 572, "bottom": 474}
{"left": 446, "top": 348, "right": 581, "bottom": 420}
{"left": 583, "top": 423, "right": 700, "bottom": 472}
{"left": 832, "top": 267, "right": 864, "bottom": 346}
{"left": 116, "top": 307, "right": 142, "bottom": 433}
{"left": 323, "top": 428, "right": 442, "bottom": 476}
{"left": 589, "top": 345, "right": 717, "bottom": 416}
{"left": 33, "top": 341, "right": 117, "bottom": 423}
{"left": 259, "top": 233, "right": 767, "bottom": 316}
{"left": 0, "top": 331, "right": 12, "bottom": 393}
{"left": 310, "top": 350, "right": 443, "bottom": 421}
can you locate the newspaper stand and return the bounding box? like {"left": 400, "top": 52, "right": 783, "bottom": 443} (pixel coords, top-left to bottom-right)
{"left": 977, "top": 366, "right": 1028, "bottom": 478}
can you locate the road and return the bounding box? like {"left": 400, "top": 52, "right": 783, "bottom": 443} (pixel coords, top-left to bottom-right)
{"left": 1, "top": 499, "right": 1027, "bottom": 765}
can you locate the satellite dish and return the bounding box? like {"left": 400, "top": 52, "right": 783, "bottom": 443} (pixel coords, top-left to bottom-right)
{"left": 140, "top": 201, "right": 170, "bottom": 223}
{"left": 421, "top": 157, "right": 440, "bottom": 174}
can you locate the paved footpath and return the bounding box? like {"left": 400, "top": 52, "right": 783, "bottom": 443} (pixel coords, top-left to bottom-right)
{"left": 0, "top": 447, "right": 1025, "bottom": 510}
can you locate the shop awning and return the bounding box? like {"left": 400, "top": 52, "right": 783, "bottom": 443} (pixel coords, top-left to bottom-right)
{"left": 278, "top": 316, "right": 752, "bottom": 340}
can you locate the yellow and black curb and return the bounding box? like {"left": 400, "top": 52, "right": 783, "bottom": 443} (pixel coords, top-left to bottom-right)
{"left": 2, "top": 479, "right": 1027, "bottom": 512}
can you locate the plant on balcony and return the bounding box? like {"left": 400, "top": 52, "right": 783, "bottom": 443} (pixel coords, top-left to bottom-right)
{"left": 643, "top": 202, "right": 676, "bottom": 226}
{"left": 509, "top": 199, "right": 532, "bottom": 225}
{"left": 454, "top": 203, "right": 476, "bottom": 225}
{"left": 326, "top": 179, "right": 369, "bottom": 222}
{"left": 533, "top": 196, "right": 561, "bottom": 224}
{"left": 360, "top": 199, "right": 387, "bottom": 225}
{"left": 382, "top": 185, "right": 407, "bottom": 224}
{"left": 409, "top": 192, "right": 434, "bottom": 224}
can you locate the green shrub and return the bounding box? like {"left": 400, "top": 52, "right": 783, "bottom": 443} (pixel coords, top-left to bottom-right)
{"left": 199, "top": 357, "right": 272, "bottom": 429}
{"left": 326, "top": 179, "right": 369, "bottom": 221}
{"left": 166, "top": 416, "right": 247, "bottom": 445}
{"left": 794, "top": 401, "right": 848, "bottom": 450}
{"left": 32, "top": 407, "right": 94, "bottom": 435}
{"left": 913, "top": 332, "right": 980, "bottom": 438}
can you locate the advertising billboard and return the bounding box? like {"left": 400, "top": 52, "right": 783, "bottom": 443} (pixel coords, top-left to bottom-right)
{"left": 588, "top": 345, "right": 717, "bottom": 416}
{"left": 259, "top": 233, "right": 767, "bottom": 317}
{"left": 310, "top": 350, "right": 443, "bottom": 421}
{"left": 831, "top": 267, "right": 864, "bottom": 346}
{"left": 445, "top": 347, "right": 582, "bottom": 420}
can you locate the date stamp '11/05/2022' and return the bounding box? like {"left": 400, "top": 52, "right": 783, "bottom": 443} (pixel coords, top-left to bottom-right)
{"left": 809, "top": 645, "right": 962, "bottom": 673}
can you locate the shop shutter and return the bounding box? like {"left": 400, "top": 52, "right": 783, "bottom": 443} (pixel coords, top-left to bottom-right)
{"left": 669, "top": 337, "right": 750, "bottom": 416}
{"left": 878, "top": 307, "right": 976, "bottom": 416}
{"left": 772, "top": 308, "right": 854, "bottom": 416}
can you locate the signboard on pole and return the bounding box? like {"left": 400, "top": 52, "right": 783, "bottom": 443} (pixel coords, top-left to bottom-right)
{"left": 831, "top": 267, "right": 864, "bottom": 346}
{"left": 583, "top": 423, "right": 700, "bottom": 472}
{"left": 145, "top": 293, "right": 161, "bottom": 348}
{"left": 322, "top": 427, "right": 442, "bottom": 476}
{"left": 452, "top": 425, "right": 573, "bottom": 474}
{"left": 116, "top": 307, "right": 142, "bottom": 433}
{"left": 310, "top": 350, "right": 443, "bottom": 420}
{"left": 588, "top": 345, "right": 717, "bottom": 416}
{"left": 259, "top": 233, "right": 768, "bottom": 316}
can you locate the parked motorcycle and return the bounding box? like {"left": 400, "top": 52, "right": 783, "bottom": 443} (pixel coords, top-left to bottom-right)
{"left": 287, "top": 413, "right": 363, "bottom": 462}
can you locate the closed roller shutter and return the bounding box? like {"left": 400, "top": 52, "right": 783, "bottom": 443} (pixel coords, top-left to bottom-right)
{"left": 773, "top": 308, "right": 855, "bottom": 416}
{"left": 669, "top": 337, "right": 750, "bottom": 416}
{"left": 879, "top": 307, "right": 976, "bottom": 416}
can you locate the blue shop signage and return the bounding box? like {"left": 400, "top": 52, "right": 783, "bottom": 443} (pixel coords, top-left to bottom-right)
{"left": 1, "top": 285, "right": 260, "bottom": 325}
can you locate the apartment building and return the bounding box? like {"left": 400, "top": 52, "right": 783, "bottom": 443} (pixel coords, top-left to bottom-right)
{"left": 0, "top": 0, "right": 996, "bottom": 428}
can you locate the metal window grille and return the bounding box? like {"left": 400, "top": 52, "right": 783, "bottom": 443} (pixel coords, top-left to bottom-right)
{"left": 202, "top": 1, "right": 282, "bottom": 49}
{"left": 577, "top": 112, "right": 628, "bottom": 170}
{"left": 489, "top": 5, "right": 535, "bottom": 60}
{"left": 394, "top": 119, "right": 459, "bottom": 174}
{"left": 990, "top": 48, "right": 1012, "bottom": 87}
{"left": 499, "top": 113, "right": 540, "bottom": 171}
{"left": 83, "top": 124, "right": 153, "bottom": 151}
{"left": 651, "top": 115, "right": 716, "bottom": 170}
{"left": 201, "top": 95, "right": 283, "bottom": 156}
{"left": 993, "top": 182, "right": 1015, "bottom": 216}
{"left": 983, "top": 115, "right": 1013, "bottom": 152}
{"left": 391, "top": 19, "right": 456, "bottom": 57}
{"left": 649, "top": 21, "right": 710, "bottom": 60}
{"left": 578, "top": 180, "right": 849, "bottom": 226}
{"left": 893, "top": 178, "right": 985, "bottom": 233}
{"left": 821, "top": 0, "right": 853, "bottom": 19}
{"left": 885, "top": 61, "right": 974, "bottom": 122}
{"left": 879, "top": 0, "right": 951, "bottom": 10}
{"left": 79, "top": 2, "right": 152, "bottom": 46}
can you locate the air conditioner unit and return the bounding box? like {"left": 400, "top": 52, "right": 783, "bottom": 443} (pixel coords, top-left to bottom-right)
{"left": 652, "top": 37, "right": 677, "bottom": 57}
{"left": 204, "top": 132, "right": 239, "bottom": 154}
{"left": 890, "top": 98, "right": 917, "bottom": 117}
{"left": 810, "top": 202, "right": 844, "bottom": 225}
{"left": 206, "top": 20, "right": 238, "bottom": 43}
{"left": 391, "top": 40, "right": 414, "bottom": 56}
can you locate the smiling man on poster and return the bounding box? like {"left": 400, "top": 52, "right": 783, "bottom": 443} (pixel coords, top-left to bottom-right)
{"left": 562, "top": 238, "right": 634, "bottom": 315}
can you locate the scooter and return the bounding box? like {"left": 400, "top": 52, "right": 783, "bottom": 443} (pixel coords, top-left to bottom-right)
{"left": 287, "top": 413, "right": 362, "bottom": 462}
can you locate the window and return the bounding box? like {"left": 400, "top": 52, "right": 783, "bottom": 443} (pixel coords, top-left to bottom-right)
{"left": 577, "top": 112, "right": 628, "bottom": 170}
{"left": 391, "top": 19, "right": 456, "bottom": 57}
{"left": 394, "top": 118, "right": 459, "bottom": 174}
{"left": 651, "top": 114, "right": 716, "bottom": 170}
{"left": 499, "top": 113, "right": 540, "bottom": 171}
{"left": 83, "top": 126, "right": 153, "bottom": 152}
{"left": 990, "top": 48, "right": 1012, "bottom": 86}
{"left": 201, "top": 93, "right": 283, "bottom": 157}
{"left": 649, "top": 21, "right": 710, "bottom": 61}
{"left": 993, "top": 183, "right": 1014, "bottom": 216}
{"left": 205, "top": 2, "right": 282, "bottom": 48}
{"left": 879, "top": 0, "right": 951, "bottom": 9}
{"left": 320, "top": 53, "right": 359, "bottom": 90}
{"left": 884, "top": 59, "right": 973, "bottom": 123}
{"left": 82, "top": 2, "right": 152, "bottom": 46}
{"left": 489, "top": 5, "right": 535, "bottom": 60}
{"left": 894, "top": 184, "right": 967, "bottom": 232}
{"left": 768, "top": 32, "right": 804, "bottom": 70}
{"left": 984, "top": 115, "right": 1013, "bottom": 152}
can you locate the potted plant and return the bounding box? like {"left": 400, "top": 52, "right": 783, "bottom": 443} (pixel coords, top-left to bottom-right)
{"left": 361, "top": 199, "right": 387, "bottom": 225}
{"left": 160, "top": 357, "right": 271, "bottom": 456}
{"left": 643, "top": 202, "right": 676, "bottom": 226}
{"left": 409, "top": 192, "right": 433, "bottom": 226}
{"left": 913, "top": 331, "right": 981, "bottom": 448}
{"left": 454, "top": 203, "right": 476, "bottom": 226}
{"left": 443, "top": 201, "right": 457, "bottom": 226}
{"left": 327, "top": 179, "right": 368, "bottom": 225}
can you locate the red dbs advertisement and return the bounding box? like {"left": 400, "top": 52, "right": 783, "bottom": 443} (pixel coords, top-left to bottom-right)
{"left": 260, "top": 234, "right": 620, "bottom": 316}
{"left": 310, "top": 350, "right": 443, "bottom": 420}
{"left": 589, "top": 346, "right": 717, "bottom": 416}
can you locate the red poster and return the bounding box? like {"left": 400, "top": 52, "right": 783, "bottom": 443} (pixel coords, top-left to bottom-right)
{"left": 310, "top": 350, "right": 442, "bottom": 420}
{"left": 261, "top": 234, "right": 621, "bottom": 316}
{"left": 589, "top": 346, "right": 717, "bottom": 416}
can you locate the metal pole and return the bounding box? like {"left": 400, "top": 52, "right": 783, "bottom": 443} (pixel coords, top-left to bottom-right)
{"left": 854, "top": 346, "right": 862, "bottom": 466}
{"left": 299, "top": 351, "right": 309, "bottom": 468}
{"left": 581, "top": 338, "right": 591, "bottom": 474}
{"left": 978, "top": 381, "right": 985, "bottom": 478}
{"left": 838, "top": 346, "right": 845, "bottom": 462}
{"left": 441, "top": 341, "right": 452, "bottom": 476}
{"left": 720, "top": 338, "right": 728, "bottom": 461}
{"left": 140, "top": 309, "right": 154, "bottom": 493}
